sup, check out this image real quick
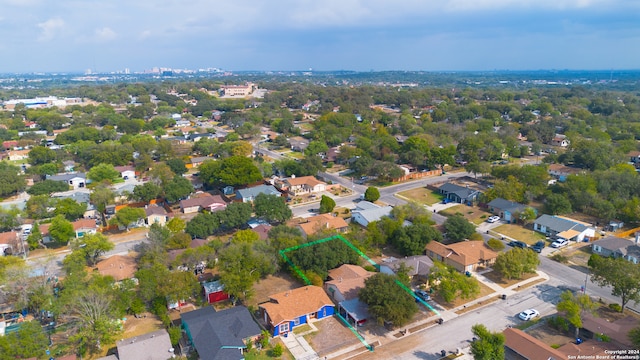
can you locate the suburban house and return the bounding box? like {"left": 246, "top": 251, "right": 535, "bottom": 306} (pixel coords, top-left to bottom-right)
{"left": 8, "top": 149, "right": 30, "bottom": 161}
{"left": 180, "top": 306, "right": 262, "bottom": 360}
{"left": 251, "top": 224, "right": 272, "bottom": 241}
{"left": 551, "top": 133, "right": 570, "bottom": 147}
{"left": 188, "top": 156, "right": 214, "bottom": 168}
{"left": 438, "top": 183, "right": 481, "bottom": 204}
{"left": 145, "top": 205, "right": 169, "bottom": 227}
{"left": 47, "top": 172, "right": 87, "bottom": 189}
{"left": 180, "top": 193, "right": 227, "bottom": 213}
{"left": 235, "top": 185, "right": 281, "bottom": 203}
{"left": 40, "top": 219, "right": 98, "bottom": 243}
{"left": 379, "top": 255, "right": 434, "bottom": 281}
{"left": 73, "top": 218, "right": 98, "bottom": 238}
{"left": 547, "top": 163, "right": 585, "bottom": 182}
{"left": 0, "top": 231, "right": 21, "bottom": 256}
{"left": 324, "top": 264, "right": 375, "bottom": 303}
{"left": 351, "top": 201, "right": 393, "bottom": 227}
{"left": 287, "top": 136, "right": 309, "bottom": 152}
{"left": 628, "top": 150, "right": 640, "bottom": 168}
{"left": 94, "top": 255, "right": 137, "bottom": 282}
{"left": 486, "top": 198, "right": 535, "bottom": 223}
{"left": 592, "top": 236, "right": 640, "bottom": 264}
{"left": 297, "top": 213, "right": 349, "bottom": 238}
{"left": 260, "top": 286, "right": 334, "bottom": 336}
{"left": 116, "top": 329, "right": 174, "bottom": 360}
{"left": 114, "top": 165, "right": 136, "bottom": 180}
{"left": 533, "top": 215, "right": 596, "bottom": 242}
{"left": 274, "top": 175, "right": 327, "bottom": 196}
{"left": 425, "top": 241, "right": 498, "bottom": 273}
{"left": 581, "top": 312, "right": 639, "bottom": 347}
{"left": 202, "top": 280, "right": 229, "bottom": 304}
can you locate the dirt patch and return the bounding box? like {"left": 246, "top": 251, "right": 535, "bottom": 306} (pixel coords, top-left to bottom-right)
{"left": 481, "top": 270, "right": 538, "bottom": 288}
{"left": 565, "top": 243, "right": 593, "bottom": 268}
{"left": 248, "top": 272, "right": 303, "bottom": 308}
{"left": 526, "top": 323, "right": 574, "bottom": 348}
{"left": 306, "top": 317, "right": 361, "bottom": 357}
{"left": 122, "top": 312, "right": 164, "bottom": 338}
{"left": 433, "top": 281, "right": 496, "bottom": 310}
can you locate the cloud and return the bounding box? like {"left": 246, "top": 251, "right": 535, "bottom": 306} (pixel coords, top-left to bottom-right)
{"left": 95, "top": 27, "right": 117, "bottom": 42}
{"left": 138, "top": 30, "right": 152, "bottom": 40}
{"left": 37, "top": 17, "right": 64, "bottom": 41}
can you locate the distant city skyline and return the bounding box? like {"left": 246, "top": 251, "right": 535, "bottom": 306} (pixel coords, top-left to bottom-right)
{"left": 1, "top": 0, "right": 639, "bottom": 73}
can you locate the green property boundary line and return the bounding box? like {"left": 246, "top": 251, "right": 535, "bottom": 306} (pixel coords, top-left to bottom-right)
{"left": 278, "top": 235, "right": 440, "bottom": 352}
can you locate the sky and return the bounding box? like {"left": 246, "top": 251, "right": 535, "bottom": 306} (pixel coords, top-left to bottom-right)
{"left": 1, "top": 0, "right": 639, "bottom": 73}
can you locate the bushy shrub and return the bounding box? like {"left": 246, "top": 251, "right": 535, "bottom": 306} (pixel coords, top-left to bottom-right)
{"left": 487, "top": 238, "right": 505, "bottom": 251}
{"left": 271, "top": 344, "right": 284, "bottom": 357}
{"left": 547, "top": 316, "right": 569, "bottom": 332}
{"left": 609, "top": 303, "right": 622, "bottom": 312}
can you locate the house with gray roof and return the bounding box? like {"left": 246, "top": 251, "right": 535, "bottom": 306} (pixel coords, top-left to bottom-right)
{"left": 115, "top": 329, "right": 174, "bottom": 360}
{"left": 592, "top": 236, "right": 640, "bottom": 264}
{"left": 533, "top": 214, "right": 596, "bottom": 242}
{"left": 351, "top": 201, "right": 393, "bottom": 227}
{"left": 235, "top": 185, "right": 280, "bottom": 203}
{"left": 438, "top": 182, "right": 480, "bottom": 204}
{"left": 180, "top": 306, "right": 262, "bottom": 360}
{"left": 380, "top": 255, "right": 434, "bottom": 280}
{"left": 486, "top": 198, "right": 535, "bottom": 223}
{"left": 46, "top": 172, "right": 87, "bottom": 189}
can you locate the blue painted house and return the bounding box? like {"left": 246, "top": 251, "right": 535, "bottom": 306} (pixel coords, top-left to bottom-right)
{"left": 486, "top": 198, "right": 535, "bottom": 223}
{"left": 259, "top": 286, "right": 334, "bottom": 336}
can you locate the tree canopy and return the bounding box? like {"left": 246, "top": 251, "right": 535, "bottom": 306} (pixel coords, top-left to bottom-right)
{"left": 253, "top": 193, "right": 292, "bottom": 224}
{"left": 359, "top": 273, "right": 418, "bottom": 327}
{"left": 493, "top": 248, "right": 540, "bottom": 280}
{"left": 199, "top": 156, "right": 263, "bottom": 187}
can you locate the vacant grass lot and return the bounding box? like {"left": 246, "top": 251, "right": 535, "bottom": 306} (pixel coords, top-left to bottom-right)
{"left": 482, "top": 270, "right": 538, "bottom": 288}
{"left": 396, "top": 188, "right": 443, "bottom": 205}
{"left": 439, "top": 204, "right": 493, "bottom": 225}
{"left": 434, "top": 281, "right": 495, "bottom": 310}
{"left": 492, "top": 224, "right": 546, "bottom": 245}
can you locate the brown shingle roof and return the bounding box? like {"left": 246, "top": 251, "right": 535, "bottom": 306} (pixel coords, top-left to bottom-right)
{"left": 73, "top": 218, "right": 97, "bottom": 231}
{"left": 298, "top": 214, "right": 348, "bottom": 236}
{"left": 260, "top": 286, "right": 333, "bottom": 326}
{"left": 94, "top": 255, "right": 137, "bottom": 281}
{"left": 327, "top": 264, "right": 371, "bottom": 281}
{"left": 425, "top": 241, "right": 498, "bottom": 267}
{"left": 0, "top": 231, "right": 18, "bottom": 245}
{"left": 179, "top": 193, "right": 225, "bottom": 210}
{"left": 504, "top": 327, "right": 567, "bottom": 359}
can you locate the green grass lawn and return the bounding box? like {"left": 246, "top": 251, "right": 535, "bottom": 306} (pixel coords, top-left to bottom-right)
{"left": 492, "top": 224, "right": 546, "bottom": 245}
{"left": 396, "top": 188, "right": 443, "bottom": 205}
{"left": 439, "top": 204, "right": 493, "bottom": 225}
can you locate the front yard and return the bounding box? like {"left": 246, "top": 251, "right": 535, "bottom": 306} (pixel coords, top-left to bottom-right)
{"left": 492, "top": 224, "right": 546, "bottom": 245}
{"left": 396, "top": 187, "right": 443, "bottom": 206}
{"left": 439, "top": 204, "right": 493, "bottom": 225}
{"left": 433, "top": 281, "right": 496, "bottom": 310}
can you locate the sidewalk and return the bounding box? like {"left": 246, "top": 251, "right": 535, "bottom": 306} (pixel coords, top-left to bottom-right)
{"left": 328, "top": 270, "right": 549, "bottom": 359}
{"left": 281, "top": 321, "right": 320, "bottom": 360}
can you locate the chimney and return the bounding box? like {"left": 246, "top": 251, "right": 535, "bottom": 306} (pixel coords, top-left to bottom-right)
{"left": 291, "top": 174, "right": 296, "bottom": 178}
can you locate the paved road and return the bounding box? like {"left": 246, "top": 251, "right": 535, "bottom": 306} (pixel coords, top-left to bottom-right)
{"left": 352, "top": 283, "right": 563, "bottom": 360}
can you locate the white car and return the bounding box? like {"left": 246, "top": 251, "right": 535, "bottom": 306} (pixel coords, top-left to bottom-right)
{"left": 487, "top": 215, "right": 501, "bottom": 223}
{"left": 551, "top": 239, "right": 569, "bottom": 248}
{"left": 518, "top": 309, "right": 540, "bottom": 321}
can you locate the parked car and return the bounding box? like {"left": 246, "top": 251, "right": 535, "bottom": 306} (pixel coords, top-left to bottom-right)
{"left": 531, "top": 241, "right": 546, "bottom": 253}
{"left": 518, "top": 309, "right": 540, "bottom": 321}
{"left": 508, "top": 240, "right": 528, "bottom": 249}
{"left": 487, "top": 215, "right": 501, "bottom": 223}
{"left": 414, "top": 289, "right": 431, "bottom": 301}
{"left": 551, "top": 239, "right": 569, "bottom": 248}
